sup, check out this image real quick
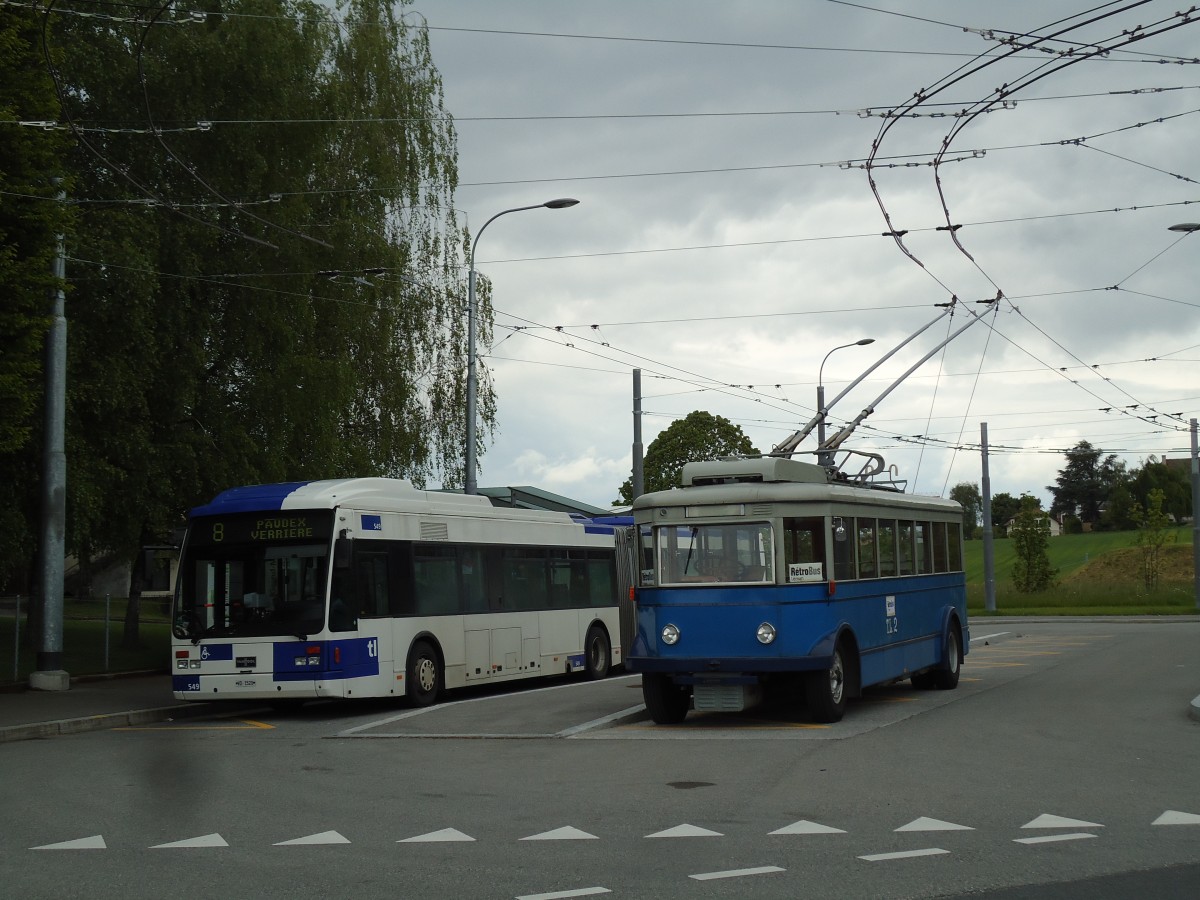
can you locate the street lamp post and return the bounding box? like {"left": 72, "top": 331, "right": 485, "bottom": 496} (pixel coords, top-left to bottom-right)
{"left": 465, "top": 198, "right": 579, "bottom": 495}
{"left": 817, "top": 338, "right": 874, "bottom": 467}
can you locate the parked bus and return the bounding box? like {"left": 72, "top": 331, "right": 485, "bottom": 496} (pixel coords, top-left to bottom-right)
{"left": 171, "top": 478, "right": 621, "bottom": 705}
{"left": 627, "top": 456, "right": 966, "bottom": 724}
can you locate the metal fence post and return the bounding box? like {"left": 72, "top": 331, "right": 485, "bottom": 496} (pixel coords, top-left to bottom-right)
{"left": 104, "top": 592, "right": 111, "bottom": 672}
{"left": 11, "top": 595, "right": 19, "bottom": 683}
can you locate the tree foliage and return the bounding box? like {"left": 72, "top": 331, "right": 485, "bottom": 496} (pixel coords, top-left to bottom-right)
{"left": 949, "top": 482, "right": 981, "bottom": 538}
{"left": 1047, "top": 440, "right": 1126, "bottom": 525}
{"left": 615, "top": 410, "right": 758, "bottom": 504}
{"left": 0, "top": 7, "right": 73, "bottom": 589}
{"left": 989, "top": 491, "right": 1021, "bottom": 533}
{"left": 1130, "top": 488, "right": 1174, "bottom": 591}
{"left": 5, "top": 1, "right": 478, "bottom": 642}
{"left": 1010, "top": 495, "right": 1056, "bottom": 593}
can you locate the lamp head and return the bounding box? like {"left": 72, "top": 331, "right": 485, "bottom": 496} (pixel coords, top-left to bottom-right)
{"left": 543, "top": 198, "right": 580, "bottom": 209}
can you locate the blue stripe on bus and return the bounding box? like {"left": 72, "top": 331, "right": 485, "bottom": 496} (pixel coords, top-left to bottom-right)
{"left": 271, "top": 638, "right": 380, "bottom": 681}
{"left": 188, "top": 481, "right": 312, "bottom": 517}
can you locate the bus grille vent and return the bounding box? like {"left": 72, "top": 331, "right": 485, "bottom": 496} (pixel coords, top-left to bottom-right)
{"left": 420, "top": 521, "right": 449, "bottom": 541}
{"left": 749, "top": 504, "right": 772, "bottom": 515}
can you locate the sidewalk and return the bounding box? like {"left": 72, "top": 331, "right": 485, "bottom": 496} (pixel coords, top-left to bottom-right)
{"left": 0, "top": 672, "right": 261, "bottom": 743}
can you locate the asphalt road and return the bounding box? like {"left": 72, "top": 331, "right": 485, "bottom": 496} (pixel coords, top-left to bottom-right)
{"left": 2, "top": 619, "right": 1198, "bottom": 899}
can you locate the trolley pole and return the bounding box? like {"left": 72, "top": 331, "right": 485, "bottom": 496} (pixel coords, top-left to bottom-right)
{"left": 980, "top": 423, "right": 996, "bottom": 613}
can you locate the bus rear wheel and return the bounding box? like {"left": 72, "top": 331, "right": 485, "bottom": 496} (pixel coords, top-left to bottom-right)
{"left": 912, "top": 625, "right": 961, "bottom": 691}
{"left": 406, "top": 640, "right": 441, "bottom": 707}
{"left": 642, "top": 674, "right": 690, "bottom": 724}
{"left": 806, "top": 642, "right": 848, "bottom": 723}
{"left": 584, "top": 625, "right": 611, "bottom": 680}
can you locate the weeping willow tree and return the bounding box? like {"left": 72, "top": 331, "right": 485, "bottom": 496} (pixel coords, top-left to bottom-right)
{"left": 29, "top": 0, "right": 487, "bottom": 645}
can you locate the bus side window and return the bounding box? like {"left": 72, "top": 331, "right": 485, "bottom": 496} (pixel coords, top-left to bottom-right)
{"left": 915, "top": 522, "right": 932, "bottom": 574}
{"left": 877, "top": 519, "right": 897, "bottom": 578}
{"left": 932, "top": 521, "right": 949, "bottom": 572}
{"left": 832, "top": 517, "right": 856, "bottom": 582}
{"left": 784, "top": 517, "right": 826, "bottom": 582}
{"left": 355, "top": 550, "right": 390, "bottom": 618}
{"left": 858, "top": 519, "right": 878, "bottom": 579}
{"left": 898, "top": 521, "right": 916, "bottom": 576}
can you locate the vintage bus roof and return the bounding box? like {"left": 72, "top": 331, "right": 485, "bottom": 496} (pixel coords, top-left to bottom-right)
{"left": 632, "top": 458, "right": 961, "bottom": 517}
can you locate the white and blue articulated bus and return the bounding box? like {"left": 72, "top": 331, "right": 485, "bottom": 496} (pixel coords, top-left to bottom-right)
{"left": 627, "top": 457, "right": 967, "bottom": 724}
{"left": 171, "top": 479, "right": 622, "bottom": 705}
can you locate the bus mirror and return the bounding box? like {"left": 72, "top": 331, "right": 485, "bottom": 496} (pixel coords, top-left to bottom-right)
{"left": 333, "top": 536, "right": 353, "bottom": 569}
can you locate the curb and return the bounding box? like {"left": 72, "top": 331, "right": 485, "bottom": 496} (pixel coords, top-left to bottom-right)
{"left": 0, "top": 700, "right": 265, "bottom": 744}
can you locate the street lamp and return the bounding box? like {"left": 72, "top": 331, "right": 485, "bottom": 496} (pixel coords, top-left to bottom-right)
{"left": 465, "top": 198, "right": 579, "bottom": 494}
{"left": 1168, "top": 223, "right": 1200, "bottom": 233}
{"left": 817, "top": 338, "right": 874, "bottom": 467}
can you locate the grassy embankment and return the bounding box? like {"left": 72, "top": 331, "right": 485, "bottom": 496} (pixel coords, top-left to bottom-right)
{"left": 964, "top": 525, "right": 1197, "bottom": 616}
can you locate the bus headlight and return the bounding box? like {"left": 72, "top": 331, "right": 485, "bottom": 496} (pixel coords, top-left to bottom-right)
{"left": 661, "top": 624, "right": 681, "bottom": 646}
{"left": 756, "top": 622, "right": 777, "bottom": 645}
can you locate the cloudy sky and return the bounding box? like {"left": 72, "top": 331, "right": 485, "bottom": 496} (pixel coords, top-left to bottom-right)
{"left": 414, "top": 0, "right": 1199, "bottom": 510}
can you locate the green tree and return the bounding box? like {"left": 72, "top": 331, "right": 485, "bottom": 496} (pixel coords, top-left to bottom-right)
{"left": 989, "top": 491, "right": 1021, "bottom": 535}
{"left": 39, "top": 0, "right": 473, "bottom": 646}
{"left": 616, "top": 411, "right": 758, "bottom": 504}
{"left": 949, "top": 482, "right": 982, "bottom": 539}
{"left": 1099, "top": 483, "right": 1138, "bottom": 531}
{"left": 1047, "top": 440, "right": 1126, "bottom": 526}
{"left": 0, "top": 7, "right": 72, "bottom": 589}
{"left": 1130, "top": 488, "right": 1174, "bottom": 591}
{"left": 1128, "top": 458, "right": 1191, "bottom": 525}
{"left": 1010, "top": 495, "right": 1056, "bottom": 593}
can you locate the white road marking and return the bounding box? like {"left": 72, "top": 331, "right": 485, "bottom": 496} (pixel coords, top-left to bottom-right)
{"left": 150, "top": 833, "right": 228, "bottom": 849}
{"left": 515, "top": 888, "right": 611, "bottom": 900}
{"left": 646, "top": 823, "right": 723, "bottom": 838}
{"left": 689, "top": 866, "right": 785, "bottom": 881}
{"left": 521, "top": 826, "right": 599, "bottom": 841}
{"left": 1152, "top": 810, "right": 1200, "bottom": 826}
{"left": 398, "top": 827, "right": 476, "bottom": 843}
{"left": 30, "top": 835, "right": 106, "bottom": 850}
{"left": 273, "top": 830, "right": 350, "bottom": 846}
{"left": 859, "top": 848, "right": 949, "bottom": 862}
{"left": 557, "top": 705, "right": 645, "bottom": 737}
{"left": 970, "top": 632, "right": 1011, "bottom": 643}
{"left": 896, "top": 817, "right": 974, "bottom": 832}
{"left": 768, "top": 819, "right": 846, "bottom": 835}
{"left": 337, "top": 674, "right": 639, "bottom": 736}
{"left": 1022, "top": 814, "right": 1103, "bottom": 829}
{"left": 1014, "top": 833, "right": 1098, "bottom": 845}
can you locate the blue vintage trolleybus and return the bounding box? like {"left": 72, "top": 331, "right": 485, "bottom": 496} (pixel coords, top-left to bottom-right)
{"left": 627, "top": 456, "right": 967, "bottom": 723}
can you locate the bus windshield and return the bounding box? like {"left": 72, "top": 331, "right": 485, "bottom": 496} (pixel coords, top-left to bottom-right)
{"left": 173, "top": 512, "right": 333, "bottom": 641}
{"left": 656, "top": 522, "right": 774, "bottom": 585}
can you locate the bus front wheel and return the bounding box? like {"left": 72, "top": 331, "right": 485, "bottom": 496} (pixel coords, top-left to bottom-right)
{"left": 806, "top": 642, "right": 848, "bottom": 723}
{"left": 642, "top": 674, "right": 690, "bottom": 724}
{"left": 584, "top": 625, "right": 611, "bottom": 680}
{"left": 406, "top": 640, "right": 442, "bottom": 707}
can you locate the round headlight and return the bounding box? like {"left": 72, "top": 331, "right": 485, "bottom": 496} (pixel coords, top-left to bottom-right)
{"left": 661, "top": 623, "right": 680, "bottom": 646}
{"left": 756, "top": 622, "right": 777, "bottom": 645}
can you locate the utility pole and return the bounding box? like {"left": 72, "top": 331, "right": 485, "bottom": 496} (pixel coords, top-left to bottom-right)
{"left": 981, "top": 423, "right": 996, "bottom": 612}
{"left": 632, "top": 369, "right": 644, "bottom": 501}
{"left": 32, "top": 183, "right": 69, "bottom": 691}
{"left": 1191, "top": 418, "right": 1199, "bottom": 611}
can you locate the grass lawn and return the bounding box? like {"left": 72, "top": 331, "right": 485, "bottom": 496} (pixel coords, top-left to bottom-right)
{"left": 1, "top": 596, "right": 171, "bottom": 686}
{"left": 964, "top": 526, "right": 1197, "bottom": 615}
